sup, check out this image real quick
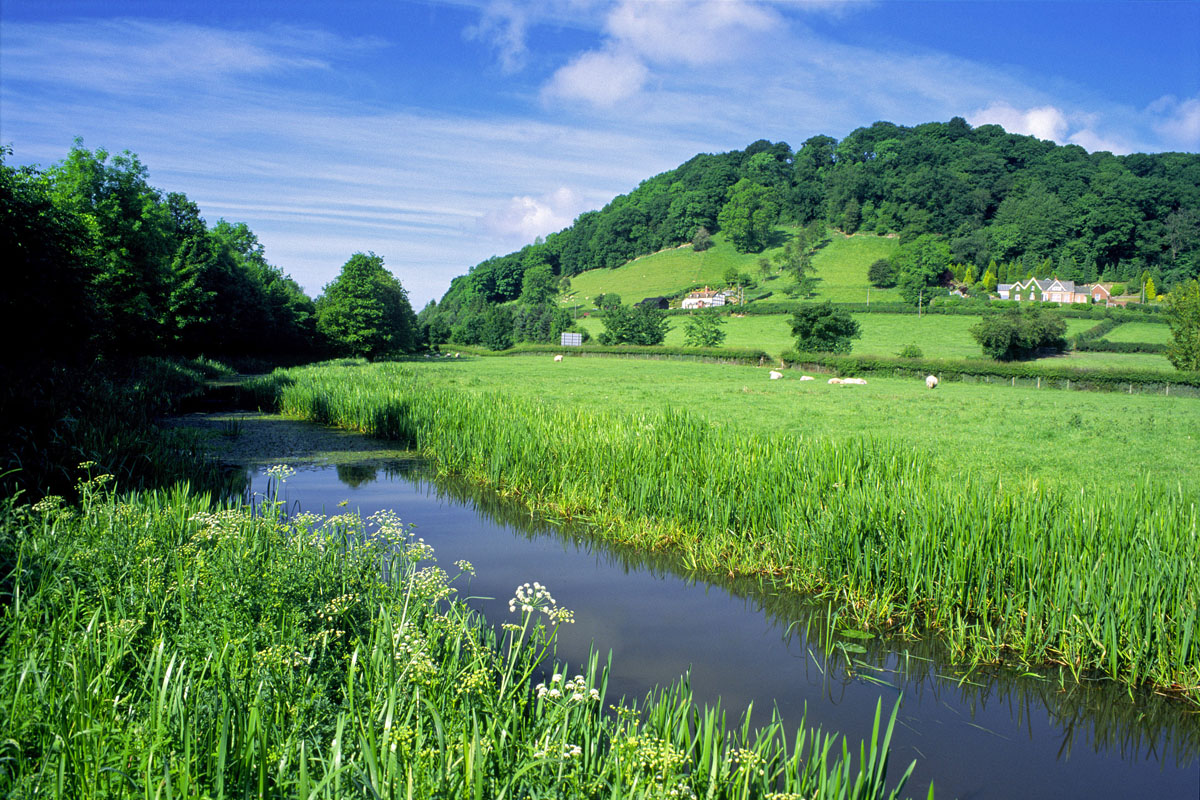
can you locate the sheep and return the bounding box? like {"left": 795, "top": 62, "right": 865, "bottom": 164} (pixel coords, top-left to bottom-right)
{"left": 843, "top": 377, "right": 868, "bottom": 385}
{"left": 769, "top": 370, "right": 782, "bottom": 380}
{"left": 554, "top": 354, "right": 564, "bottom": 362}
{"left": 799, "top": 375, "right": 815, "bottom": 381}
{"left": 926, "top": 374, "right": 939, "bottom": 389}
{"left": 827, "top": 378, "right": 844, "bottom": 385}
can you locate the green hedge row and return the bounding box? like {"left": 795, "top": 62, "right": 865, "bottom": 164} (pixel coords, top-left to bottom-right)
{"left": 472, "top": 342, "right": 774, "bottom": 364}
{"left": 780, "top": 351, "right": 1200, "bottom": 393}
{"left": 1074, "top": 339, "right": 1169, "bottom": 354}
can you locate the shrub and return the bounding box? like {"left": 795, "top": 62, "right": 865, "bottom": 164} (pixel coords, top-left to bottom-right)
{"left": 897, "top": 344, "right": 924, "bottom": 359}
{"left": 789, "top": 302, "right": 861, "bottom": 354}
{"left": 970, "top": 306, "right": 1067, "bottom": 360}
{"left": 867, "top": 258, "right": 896, "bottom": 288}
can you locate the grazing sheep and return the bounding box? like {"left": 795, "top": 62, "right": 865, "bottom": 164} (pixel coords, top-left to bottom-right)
{"left": 926, "top": 375, "right": 939, "bottom": 389}
{"left": 799, "top": 375, "right": 815, "bottom": 381}
{"left": 843, "top": 377, "right": 868, "bottom": 385}
{"left": 769, "top": 370, "right": 782, "bottom": 380}
{"left": 828, "top": 378, "right": 844, "bottom": 385}
{"left": 554, "top": 354, "right": 564, "bottom": 362}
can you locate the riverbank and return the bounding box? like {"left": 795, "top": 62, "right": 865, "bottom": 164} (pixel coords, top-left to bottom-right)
{"left": 0, "top": 429, "right": 918, "bottom": 798}
{"left": 242, "top": 360, "right": 1200, "bottom": 702}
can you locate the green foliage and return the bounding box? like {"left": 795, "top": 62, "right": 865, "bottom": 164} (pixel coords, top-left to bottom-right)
{"left": 691, "top": 225, "right": 714, "bottom": 251}
{"left": 519, "top": 261, "right": 557, "bottom": 305}
{"left": 892, "top": 234, "right": 951, "bottom": 305}
{"left": 0, "top": 479, "right": 917, "bottom": 799}
{"left": 250, "top": 361, "right": 1200, "bottom": 698}
{"left": 598, "top": 303, "right": 670, "bottom": 346}
{"left": 316, "top": 252, "right": 419, "bottom": 358}
{"left": 789, "top": 301, "right": 861, "bottom": 353}
{"left": 897, "top": 344, "right": 924, "bottom": 358}
{"left": 717, "top": 178, "right": 781, "bottom": 253}
{"left": 970, "top": 306, "right": 1069, "bottom": 360}
{"left": 1165, "top": 279, "right": 1200, "bottom": 371}
{"left": 868, "top": 258, "right": 896, "bottom": 288}
{"left": 682, "top": 309, "right": 727, "bottom": 348}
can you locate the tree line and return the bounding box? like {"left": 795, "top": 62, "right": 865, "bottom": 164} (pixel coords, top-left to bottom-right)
{"left": 423, "top": 117, "right": 1199, "bottom": 338}
{"left": 2, "top": 142, "right": 422, "bottom": 368}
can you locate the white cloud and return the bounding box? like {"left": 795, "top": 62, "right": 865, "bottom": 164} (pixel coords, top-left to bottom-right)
{"left": 969, "top": 103, "right": 1069, "bottom": 142}
{"left": 0, "top": 20, "right": 339, "bottom": 94}
{"left": 606, "top": 0, "right": 781, "bottom": 66}
{"left": 1149, "top": 95, "right": 1200, "bottom": 151}
{"left": 464, "top": 1, "right": 529, "bottom": 73}
{"left": 481, "top": 187, "right": 586, "bottom": 240}
{"left": 542, "top": 48, "right": 649, "bottom": 107}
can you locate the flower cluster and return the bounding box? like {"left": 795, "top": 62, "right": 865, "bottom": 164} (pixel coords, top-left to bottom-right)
{"left": 613, "top": 731, "right": 695, "bottom": 799}
{"left": 410, "top": 566, "right": 453, "bottom": 601}
{"left": 265, "top": 464, "right": 296, "bottom": 482}
{"left": 404, "top": 537, "right": 436, "bottom": 562}
{"left": 535, "top": 673, "right": 600, "bottom": 703}
{"left": 454, "top": 559, "right": 475, "bottom": 577}
{"left": 532, "top": 739, "right": 584, "bottom": 760}
{"left": 726, "top": 747, "right": 767, "bottom": 778}
{"left": 392, "top": 624, "right": 437, "bottom": 680}
{"left": 509, "top": 582, "right": 574, "bottom": 624}
{"left": 318, "top": 593, "right": 360, "bottom": 624}
{"left": 255, "top": 642, "right": 310, "bottom": 669}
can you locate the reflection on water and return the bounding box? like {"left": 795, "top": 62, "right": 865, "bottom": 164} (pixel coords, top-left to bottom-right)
{"left": 238, "top": 460, "right": 1198, "bottom": 800}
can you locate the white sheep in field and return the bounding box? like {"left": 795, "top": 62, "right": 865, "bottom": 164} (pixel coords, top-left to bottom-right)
{"left": 828, "top": 378, "right": 844, "bottom": 385}
{"left": 799, "top": 375, "right": 815, "bottom": 381}
{"left": 926, "top": 375, "right": 939, "bottom": 389}
{"left": 554, "top": 354, "right": 564, "bottom": 362}
{"left": 843, "top": 377, "right": 868, "bottom": 385}
{"left": 769, "top": 370, "right": 782, "bottom": 380}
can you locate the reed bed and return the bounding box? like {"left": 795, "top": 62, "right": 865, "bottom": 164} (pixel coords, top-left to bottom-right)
{"left": 249, "top": 362, "right": 1200, "bottom": 702}
{"left": 0, "top": 466, "right": 917, "bottom": 799}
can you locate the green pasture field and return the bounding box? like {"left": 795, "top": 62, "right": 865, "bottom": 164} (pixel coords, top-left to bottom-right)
{"left": 562, "top": 230, "right": 901, "bottom": 308}
{"left": 1056, "top": 350, "right": 1175, "bottom": 372}
{"left": 577, "top": 312, "right": 1100, "bottom": 361}
{"left": 414, "top": 355, "right": 1200, "bottom": 495}
{"left": 1104, "top": 321, "right": 1172, "bottom": 344}
{"left": 805, "top": 232, "right": 901, "bottom": 302}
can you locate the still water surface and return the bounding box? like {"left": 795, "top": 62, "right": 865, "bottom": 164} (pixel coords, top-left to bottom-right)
{"left": 246, "top": 460, "right": 1197, "bottom": 800}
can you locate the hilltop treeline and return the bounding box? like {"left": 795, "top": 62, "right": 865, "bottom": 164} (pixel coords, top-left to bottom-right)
{"left": 426, "top": 117, "right": 1199, "bottom": 337}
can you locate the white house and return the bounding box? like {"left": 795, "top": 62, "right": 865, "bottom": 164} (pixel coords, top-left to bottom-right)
{"left": 681, "top": 286, "right": 727, "bottom": 309}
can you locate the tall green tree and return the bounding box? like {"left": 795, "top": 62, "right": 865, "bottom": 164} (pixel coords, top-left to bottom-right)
{"left": 316, "top": 252, "right": 418, "bottom": 358}
{"left": 598, "top": 304, "right": 669, "bottom": 346}
{"left": 717, "top": 179, "right": 780, "bottom": 253}
{"left": 789, "top": 302, "right": 860, "bottom": 353}
{"left": 1165, "top": 279, "right": 1200, "bottom": 371}
{"left": 682, "top": 309, "right": 726, "bottom": 347}
{"left": 47, "top": 141, "right": 174, "bottom": 352}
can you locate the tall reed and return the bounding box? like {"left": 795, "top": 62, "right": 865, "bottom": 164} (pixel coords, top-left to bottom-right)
{"left": 0, "top": 466, "right": 917, "bottom": 798}
{"left": 248, "top": 362, "right": 1200, "bottom": 701}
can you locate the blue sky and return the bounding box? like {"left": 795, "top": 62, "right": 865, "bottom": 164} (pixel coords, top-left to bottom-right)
{"left": 2, "top": 1, "right": 1197, "bottom": 307}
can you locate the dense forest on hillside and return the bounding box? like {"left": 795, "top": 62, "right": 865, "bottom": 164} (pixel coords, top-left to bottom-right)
{"left": 426, "top": 117, "right": 1200, "bottom": 345}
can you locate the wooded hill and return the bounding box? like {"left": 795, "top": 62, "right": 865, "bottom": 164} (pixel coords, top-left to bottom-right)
{"left": 423, "top": 117, "right": 1199, "bottom": 347}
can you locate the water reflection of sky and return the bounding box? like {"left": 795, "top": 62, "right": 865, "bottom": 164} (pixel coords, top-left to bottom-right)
{"left": 247, "top": 462, "right": 1199, "bottom": 800}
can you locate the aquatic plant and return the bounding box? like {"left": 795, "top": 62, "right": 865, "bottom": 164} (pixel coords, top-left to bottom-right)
{"left": 0, "top": 466, "right": 917, "bottom": 798}
{"left": 247, "top": 361, "right": 1200, "bottom": 701}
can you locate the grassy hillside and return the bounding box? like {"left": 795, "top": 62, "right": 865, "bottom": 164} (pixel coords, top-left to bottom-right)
{"left": 562, "top": 229, "right": 901, "bottom": 308}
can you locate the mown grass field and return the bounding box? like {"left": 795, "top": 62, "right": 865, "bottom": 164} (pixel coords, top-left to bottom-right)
{"left": 414, "top": 355, "right": 1200, "bottom": 495}
{"left": 576, "top": 312, "right": 1101, "bottom": 361}
{"left": 245, "top": 360, "right": 1200, "bottom": 698}
{"left": 1059, "top": 350, "right": 1175, "bottom": 371}
{"left": 563, "top": 229, "right": 901, "bottom": 308}
{"left": 1104, "top": 321, "right": 1172, "bottom": 344}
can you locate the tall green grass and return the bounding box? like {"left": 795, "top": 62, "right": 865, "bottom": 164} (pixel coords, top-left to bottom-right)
{"left": 0, "top": 468, "right": 917, "bottom": 799}
{"left": 249, "top": 362, "right": 1200, "bottom": 702}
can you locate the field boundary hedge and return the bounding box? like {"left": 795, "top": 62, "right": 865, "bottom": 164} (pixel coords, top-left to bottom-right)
{"left": 780, "top": 351, "right": 1200, "bottom": 396}
{"left": 464, "top": 343, "right": 775, "bottom": 365}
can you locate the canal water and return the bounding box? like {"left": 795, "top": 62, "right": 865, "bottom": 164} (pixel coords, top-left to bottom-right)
{"left": 244, "top": 458, "right": 1197, "bottom": 800}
